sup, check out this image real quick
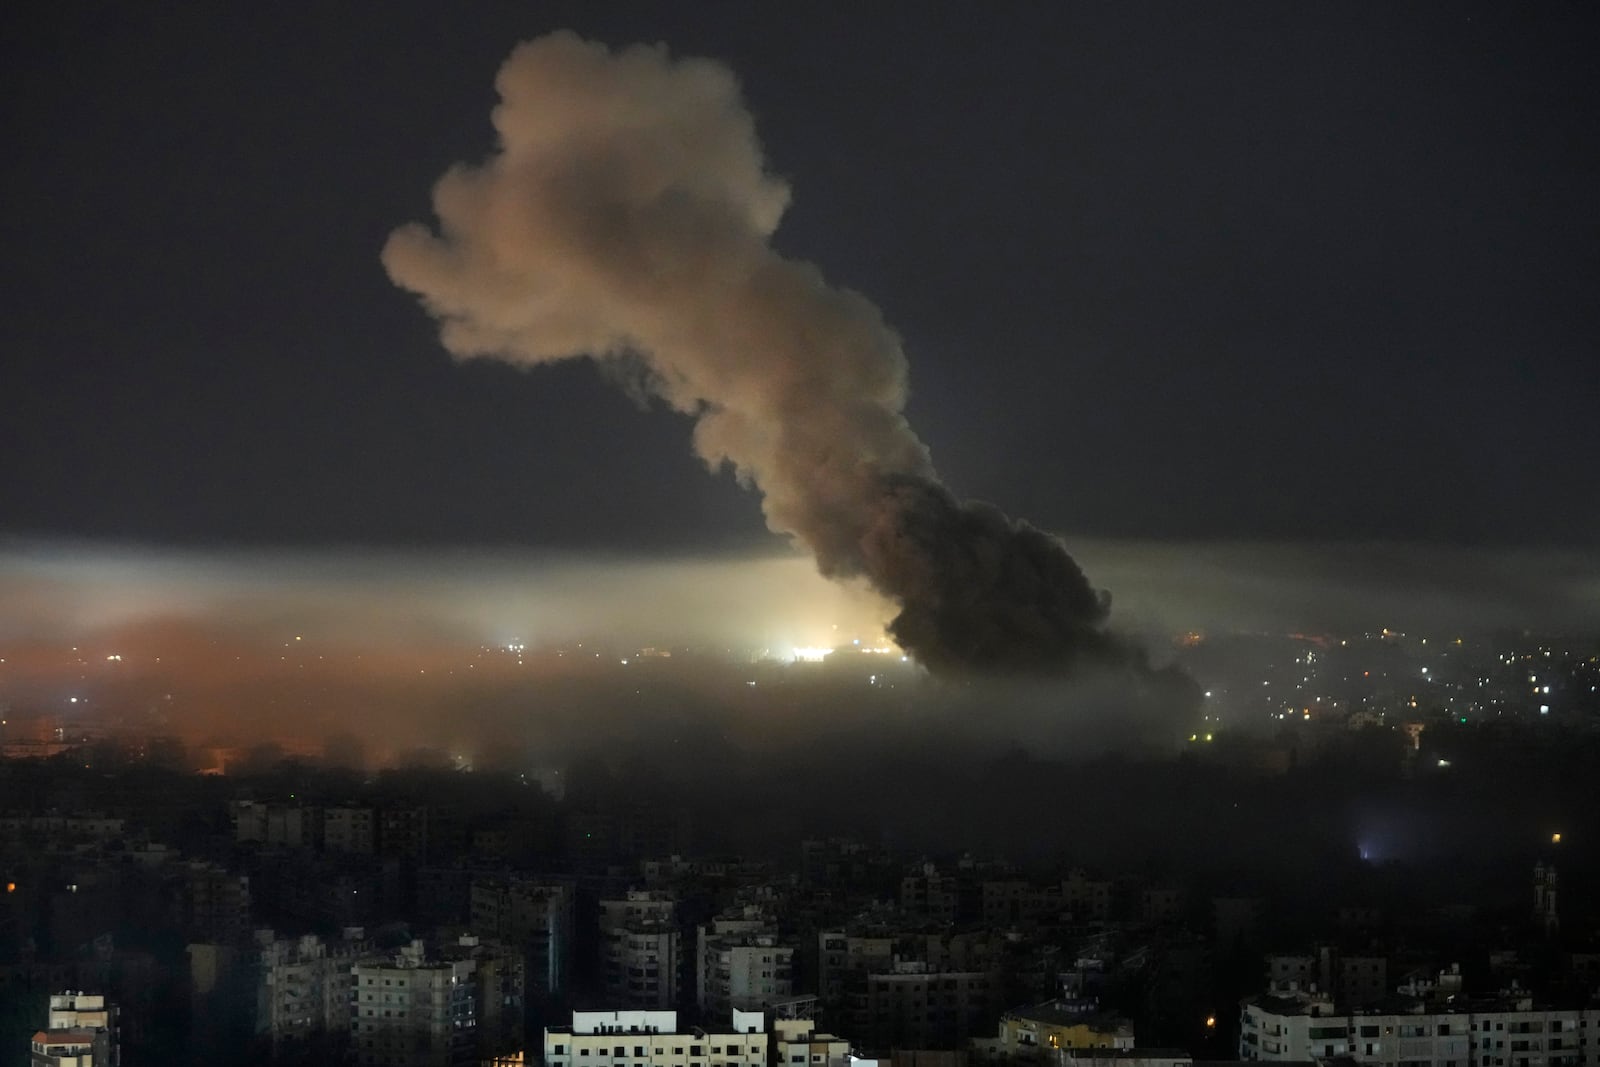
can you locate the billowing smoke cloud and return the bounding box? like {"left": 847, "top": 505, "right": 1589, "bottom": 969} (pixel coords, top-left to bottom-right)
{"left": 383, "top": 31, "right": 1138, "bottom": 678}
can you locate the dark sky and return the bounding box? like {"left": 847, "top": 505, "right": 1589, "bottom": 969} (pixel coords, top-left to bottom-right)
{"left": 3, "top": 3, "right": 1597, "bottom": 553}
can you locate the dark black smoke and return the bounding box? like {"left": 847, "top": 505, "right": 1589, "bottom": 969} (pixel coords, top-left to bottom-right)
{"left": 859, "top": 476, "right": 1126, "bottom": 675}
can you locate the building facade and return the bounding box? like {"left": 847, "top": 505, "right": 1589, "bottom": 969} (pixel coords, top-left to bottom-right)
{"left": 543, "top": 1008, "right": 769, "bottom": 1067}
{"left": 697, "top": 911, "right": 794, "bottom": 1017}
{"left": 256, "top": 929, "right": 370, "bottom": 1051}
{"left": 1239, "top": 991, "right": 1594, "bottom": 1067}
{"left": 352, "top": 942, "right": 477, "bottom": 1067}
{"left": 601, "top": 892, "right": 684, "bottom": 1009}
{"left": 30, "top": 992, "right": 119, "bottom": 1067}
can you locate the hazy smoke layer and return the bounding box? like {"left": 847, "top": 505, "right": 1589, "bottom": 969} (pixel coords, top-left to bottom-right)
{"left": 384, "top": 32, "right": 1128, "bottom": 676}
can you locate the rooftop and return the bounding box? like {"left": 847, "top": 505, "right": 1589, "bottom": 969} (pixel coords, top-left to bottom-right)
{"left": 32, "top": 1029, "right": 97, "bottom": 1046}
{"left": 1005, "top": 1000, "right": 1134, "bottom": 1032}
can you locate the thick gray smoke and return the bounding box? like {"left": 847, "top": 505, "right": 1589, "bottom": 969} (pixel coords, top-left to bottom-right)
{"left": 384, "top": 32, "right": 1147, "bottom": 679}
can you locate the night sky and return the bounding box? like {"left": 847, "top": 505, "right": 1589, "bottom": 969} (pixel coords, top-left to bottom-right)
{"left": 4, "top": 3, "right": 1597, "bottom": 554}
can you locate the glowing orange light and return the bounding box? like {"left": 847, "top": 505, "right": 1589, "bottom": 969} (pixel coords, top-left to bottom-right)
{"left": 5, "top": 882, "right": 14, "bottom": 893}
{"left": 1206, "top": 1016, "right": 1216, "bottom": 1029}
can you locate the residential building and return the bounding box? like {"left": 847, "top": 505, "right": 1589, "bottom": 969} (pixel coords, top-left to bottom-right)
{"left": 255, "top": 929, "right": 370, "bottom": 1051}
{"left": 542, "top": 1008, "right": 769, "bottom": 1067}
{"left": 30, "top": 991, "right": 119, "bottom": 1067}
{"left": 352, "top": 941, "right": 477, "bottom": 1067}
{"left": 29, "top": 1031, "right": 100, "bottom": 1067}
{"left": 440, "top": 934, "right": 526, "bottom": 1063}
{"left": 818, "top": 932, "right": 894, "bottom": 1008}
{"left": 697, "top": 909, "right": 794, "bottom": 1017}
{"left": 901, "top": 865, "right": 962, "bottom": 924}
{"left": 324, "top": 807, "right": 377, "bottom": 853}
{"left": 379, "top": 806, "right": 429, "bottom": 862}
{"left": 1050, "top": 1051, "right": 1195, "bottom": 1067}
{"left": 601, "top": 891, "right": 684, "bottom": 1009}
{"left": 862, "top": 966, "right": 1000, "bottom": 1050}
{"left": 1061, "top": 874, "right": 1113, "bottom": 923}
{"left": 981, "top": 881, "right": 1065, "bottom": 926}
{"left": 774, "top": 1017, "right": 851, "bottom": 1067}
{"left": 231, "top": 801, "right": 319, "bottom": 848}
{"left": 1237, "top": 988, "right": 1592, "bottom": 1066}
{"left": 992, "top": 1000, "right": 1134, "bottom": 1058}
{"left": 176, "top": 862, "right": 251, "bottom": 943}
{"left": 470, "top": 876, "right": 574, "bottom": 997}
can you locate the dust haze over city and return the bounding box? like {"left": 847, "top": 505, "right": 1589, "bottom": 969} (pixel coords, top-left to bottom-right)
{"left": 3, "top": 5, "right": 1600, "bottom": 1066}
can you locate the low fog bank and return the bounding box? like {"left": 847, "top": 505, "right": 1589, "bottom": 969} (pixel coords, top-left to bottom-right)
{"left": 1074, "top": 539, "right": 1600, "bottom": 637}
{"left": 6, "top": 537, "right": 1595, "bottom": 643}
{"left": 1, "top": 539, "right": 1596, "bottom": 774}
{"left": 0, "top": 539, "right": 889, "bottom": 648}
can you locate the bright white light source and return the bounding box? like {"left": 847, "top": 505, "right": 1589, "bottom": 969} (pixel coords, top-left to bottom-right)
{"left": 791, "top": 646, "right": 832, "bottom": 663}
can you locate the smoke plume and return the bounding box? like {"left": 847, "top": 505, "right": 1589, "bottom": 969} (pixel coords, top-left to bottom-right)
{"left": 383, "top": 31, "right": 1145, "bottom": 679}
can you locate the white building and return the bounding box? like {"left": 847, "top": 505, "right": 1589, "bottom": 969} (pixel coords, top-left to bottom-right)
{"left": 30, "top": 992, "right": 118, "bottom": 1066}
{"left": 773, "top": 1017, "right": 851, "bottom": 1067}
{"left": 29, "top": 1031, "right": 99, "bottom": 1067}
{"left": 543, "top": 1009, "right": 768, "bottom": 1067}
{"left": 352, "top": 941, "right": 477, "bottom": 1067}
{"left": 1239, "top": 989, "right": 1593, "bottom": 1067}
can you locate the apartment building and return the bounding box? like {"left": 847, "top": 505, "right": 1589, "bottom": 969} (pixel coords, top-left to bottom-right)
{"left": 543, "top": 1008, "right": 769, "bottom": 1067}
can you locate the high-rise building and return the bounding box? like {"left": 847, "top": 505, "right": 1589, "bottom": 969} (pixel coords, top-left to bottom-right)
{"left": 440, "top": 934, "right": 526, "bottom": 1063}
{"left": 29, "top": 992, "right": 119, "bottom": 1067}
{"left": 256, "top": 929, "right": 371, "bottom": 1053}
{"left": 176, "top": 861, "right": 252, "bottom": 943}
{"left": 601, "top": 891, "right": 683, "bottom": 1010}
{"left": 697, "top": 910, "right": 794, "bottom": 1017}
{"left": 352, "top": 941, "right": 477, "bottom": 1067}
{"left": 325, "top": 807, "right": 377, "bottom": 854}
{"left": 379, "top": 807, "right": 430, "bottom": 862}
{"left": 470, "top": 876, "right": 574, "bottom": 998}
